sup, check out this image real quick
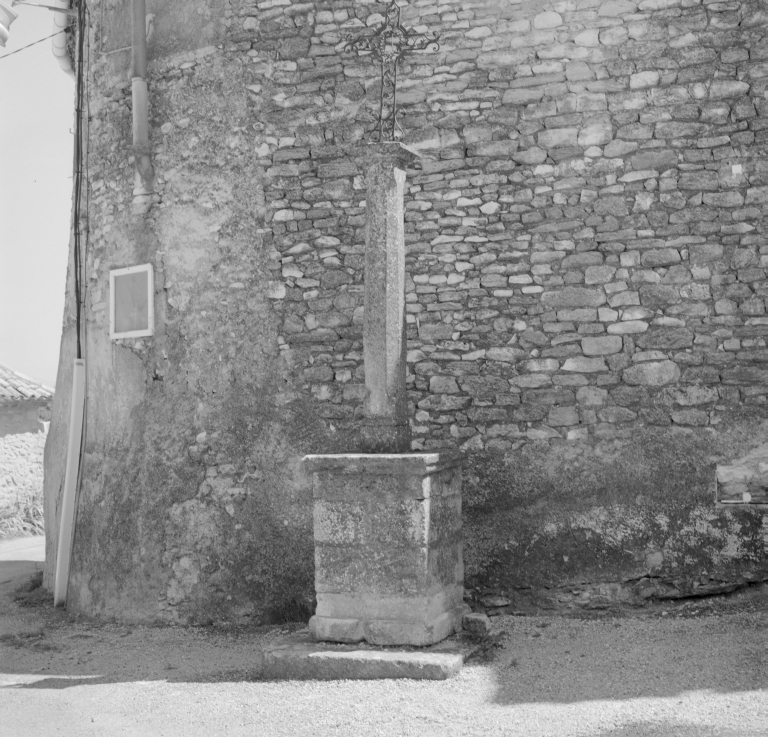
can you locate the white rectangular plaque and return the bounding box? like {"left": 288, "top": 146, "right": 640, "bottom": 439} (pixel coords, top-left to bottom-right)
{"left": 109, "top": 264, "right": 154, "bottom": 339}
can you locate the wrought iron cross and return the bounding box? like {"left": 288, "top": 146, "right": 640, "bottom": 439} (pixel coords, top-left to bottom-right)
{"left": 344, "top": 1, "right": 439, "bottom": 142}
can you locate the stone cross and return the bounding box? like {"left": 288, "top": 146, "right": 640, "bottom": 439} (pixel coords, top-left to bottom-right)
{"left": 344, "top": 4, "right": 438, "bottom": 452}
{"left": 344, "top": 0, "right": 439, "bottom": 143}
{"left": 304, "top": 15, "right": 462, "bottom": 647}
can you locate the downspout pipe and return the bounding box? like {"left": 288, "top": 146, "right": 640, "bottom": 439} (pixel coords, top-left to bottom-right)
{"left": 52, "top": 0, "right": 74, "bottom": 78}
{"left": 132, "top": 0, "right": 153, "bottom": 184}
{"left": 53, "top": 359, "right": 86, "bottom": 606}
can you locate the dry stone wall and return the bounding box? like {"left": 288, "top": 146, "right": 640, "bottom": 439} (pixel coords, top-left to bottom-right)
{"left": 48, "top": 0, "right": 767, "bottom": 623}
{"left": 242, "top": 0, "right": 767, "bottom": 605}
{"left": 252, "top": 0, "right": 768, "bottom": 448}
{"left": 0, "top": 431, "right": 46, "bottom": 536}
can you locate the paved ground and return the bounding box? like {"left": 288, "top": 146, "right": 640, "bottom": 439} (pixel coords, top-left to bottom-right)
{"left": 1, "top": 535, "right": 766, "bottom": 737}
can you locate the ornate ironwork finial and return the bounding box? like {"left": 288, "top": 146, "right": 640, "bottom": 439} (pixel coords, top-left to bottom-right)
{"left": 343, "top": 0, "right": 439, "bottom": 143}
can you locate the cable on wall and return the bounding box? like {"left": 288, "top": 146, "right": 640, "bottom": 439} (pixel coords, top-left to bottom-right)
{"left": 71, "top": 0, "right": 87, "bottom": 360}
{"left": 0, "top": 28, "right": 63, "bottom": 58}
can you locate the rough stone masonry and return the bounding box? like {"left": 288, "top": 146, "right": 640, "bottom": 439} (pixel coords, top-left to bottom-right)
{"left": 45, "top": 0, "right": 766, "bottom": 624}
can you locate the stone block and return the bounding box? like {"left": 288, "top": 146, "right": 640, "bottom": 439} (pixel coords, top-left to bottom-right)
{"left": 703, "top": 192, "right": 745, "bottom": 207}
{"left": 534, "top": 11, "right": 562, "bottom": 29}
{"left": 709, "top": 80, "right": 750, "bottom": 99}
{"left": 463, "top": 612, "right": 492, "bottom": 634}
{"left": 305, "top": 453, "right": 466, "bottom": 647}
{"left": 541, "top": 287, "right": 607, "bottom": 308}
{"left": 577, "top": 386, "right": 608, "bottom": 406}
{"left": 429, "top": 376, "right": 460, "bottom": 394}
{"left": 679, "top": 172, "right": 719, "bottom": 192}
{"left": 538, "top": 128, "right": 579, "bottom": 149}
{"left": 574, "top": 28, "right": 599, "bottom": 46}
{"left": 639, "top": 284, "right": 681, "bottom": 307}
{"left": 486, "top": 347, "right": 527, "bottom": 363}
{"left": 630, "top": 149, "right": 677, "bottom": 171}
{"left": 513, "top": 147, "right": 548, "bottom": 164}
{"left": 689, "top": 243, "right": 723, "bottom": 263}
{"left": 557, "top": 308, "right": 598, "bottom": 322}
{"left": 576, "top": 93, "right": 608, "bottom": 112}
{"left": 630, "top": 71, "right": 660, "bottom": 89}
{"left": 318, "top": 160, "right": 359, "bottom": 178}
{"left": 655, "top": 121, "right": 708, "bottom": 138}
{"left": 606, "top": 140, "right": 640, "bottom": 157}
{"left": 469, "top": 140, "right": 519, "bottom": 157}
{"left": 745, "top": 187, "right": 768, "bottom": 205}
{"left": 598, "top": 407, "right": 638, "bottom": 423}
{"left": 582, "top": 335, "right": 623, "bottom": 356}
{"left": 579, "top": 116, "right": 613, "bottom": 147}
{"left": 419, "top": 323, "right": 454, "bottom": 341}
{"left": 585, "top": 265, "right": 617, "bottom": 284}
{"left": 566, "top": 62, "right": 594, "bottom": 82}
{"left": 623, "top": 361, "right": 680, "bottom": 386}
{"left": 636, "top": 328, "right": 693, "bottom": 350}
{"left": 641, "top": 249, "right": 681, "bottom": 267}
{"left": 671, "top": 409, "right": 709, "bottom": 426}
{"left": 599, "top": 0, "right": 637, "bottom": 16}
{"left": 548, "top": 406, "right": 580, "bottom": 426}
{"left": 562, "top": 357, "right": 607, "bottom": 372}
{"left": 607, "top": 320, "right": 649, "bottom": 334}
{"left": 503, "top": 88, "right": 544, "bottom": 105}
{"left": 521, "top": 359, "right": 559, "bottom": 372}
{"left": 600, "top": 26, "right": 629, "bottom": 45}
{"left": 562, "top": 252, "right": 603, "bottom": 269}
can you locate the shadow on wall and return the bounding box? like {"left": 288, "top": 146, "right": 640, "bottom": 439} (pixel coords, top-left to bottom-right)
{"left": 461, "top": 423, "right": 767, "bottom": 606}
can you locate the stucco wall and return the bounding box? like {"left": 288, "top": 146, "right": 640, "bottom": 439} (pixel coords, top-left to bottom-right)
{"left": 0, "top": 402, "right": 48, "bottom": 438}
{"left": 45, "top": 0, "right": 767, "bottom": 623}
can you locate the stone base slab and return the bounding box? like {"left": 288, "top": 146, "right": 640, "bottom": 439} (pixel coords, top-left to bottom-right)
{"left": 261, "top": 630, "right": 465, "bottom": 681}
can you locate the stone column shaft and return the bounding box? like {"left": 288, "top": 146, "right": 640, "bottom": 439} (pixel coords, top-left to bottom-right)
{"left": 359, "top": 143, "right": 418, "bottom": 453}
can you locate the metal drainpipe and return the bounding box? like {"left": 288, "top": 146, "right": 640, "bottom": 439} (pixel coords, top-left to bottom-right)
{"left": 53, "top": 359, "right": 86, "bottom": 606}
{"left": 51, "top": 0, "right": 74, "bottom": 78}
{"left": 132, "top": 0, "right": 153, "bottom": 184}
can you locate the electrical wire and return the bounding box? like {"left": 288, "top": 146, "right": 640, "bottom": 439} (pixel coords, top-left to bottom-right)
{"left": 72, "top": 0, "right": 86, "bottom": 360}
{"left": 0, "top": 29, "right": 64, "bottom": 59}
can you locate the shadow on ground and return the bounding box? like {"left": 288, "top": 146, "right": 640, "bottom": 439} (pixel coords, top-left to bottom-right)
{"left": 590, "top": 727, "right": 765, "bottom": 737}
{"left": 478, "top": 585, "right": 767, "bottom": 706}
{"left": 1, "top": 550, "right": 766, "bottom": 708}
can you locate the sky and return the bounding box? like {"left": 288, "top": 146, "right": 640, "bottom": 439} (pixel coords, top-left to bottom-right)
{"left": 0, "top": 4, "right": 74, "bottom": 388}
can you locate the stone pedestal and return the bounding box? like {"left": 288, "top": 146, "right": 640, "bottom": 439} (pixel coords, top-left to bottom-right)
{"left": 357, "top": 143, "right": 418, "bottom": 454}
{"left": 304, "top": 452, "right": 467, "bottom": 647}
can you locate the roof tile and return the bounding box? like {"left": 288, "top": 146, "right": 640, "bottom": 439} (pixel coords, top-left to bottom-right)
{"left": 0, "top": 363, "right": 54, "bottom": 402}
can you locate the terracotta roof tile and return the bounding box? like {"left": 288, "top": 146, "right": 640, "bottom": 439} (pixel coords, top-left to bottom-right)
{"left": 0, "top": 363, "right": 54, "bottom": 402}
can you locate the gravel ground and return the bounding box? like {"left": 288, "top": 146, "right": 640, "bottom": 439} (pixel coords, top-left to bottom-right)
{"left": 1, "top": 540, "right": 766, "bottom": 737}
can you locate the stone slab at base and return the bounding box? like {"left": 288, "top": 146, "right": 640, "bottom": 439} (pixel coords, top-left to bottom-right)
{"left": 261, "top": 630, "right": 465, "bottom": 681}
{"left": 304, "top": 452, "right": 465, "bottom": 647}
